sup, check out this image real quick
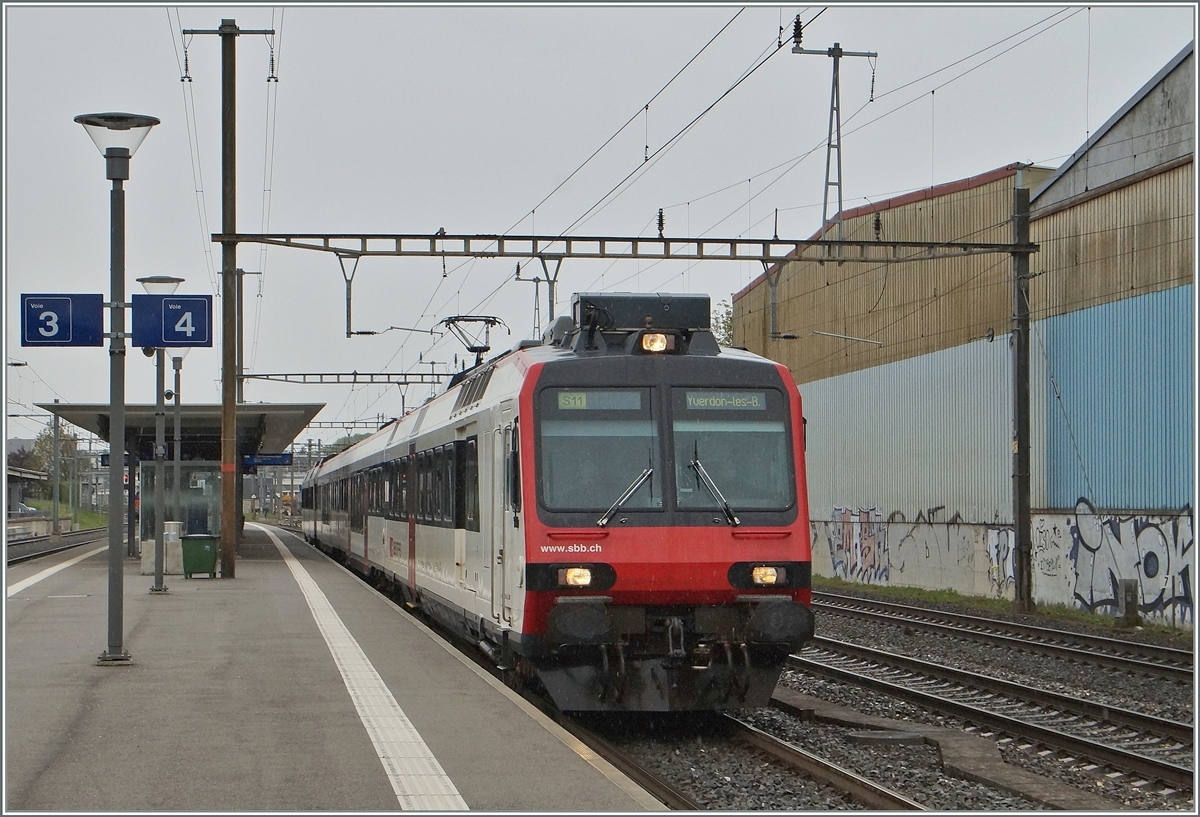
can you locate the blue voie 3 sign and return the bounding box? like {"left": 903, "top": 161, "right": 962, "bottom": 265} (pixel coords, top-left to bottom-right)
{"left": 131, "top": 294, "right": 213, "bottom": 347}
{"left": 21, "top": 294, "right": 104, "bottom": 346}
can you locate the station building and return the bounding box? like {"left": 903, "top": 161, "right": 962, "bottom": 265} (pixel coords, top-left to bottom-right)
{"left": 732, "top": 43, "right": 1194, "bottom": 627}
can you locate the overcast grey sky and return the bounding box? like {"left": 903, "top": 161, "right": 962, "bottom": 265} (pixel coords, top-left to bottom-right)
{"left": 4, "top": 2, "right": 1195, "bottom": 447}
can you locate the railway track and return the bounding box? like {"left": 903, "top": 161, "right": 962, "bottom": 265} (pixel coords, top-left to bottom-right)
{"left": 792, "top": 636, "right": 1194, "bottom": 793}
{"left": 554, "top": 716, "right": 703, "bottom": 810}
{"left": 721, "top": 715, "right": 927, "bottom": 809}
{"left": 562, "top": 711, "right": 928, "bottom": 810}
{"left": 6, "top": 528, "right": 107, "bottom": 565}
{"left": 813, "top": 591, "right": 1193, "bottom": 681}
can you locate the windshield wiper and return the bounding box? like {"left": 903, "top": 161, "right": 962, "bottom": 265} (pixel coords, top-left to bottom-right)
{"left": 597, "top": 467, "right": 653, "bottom": 527}
{"left": 690, "top": 450, "right": 740, "bottom": 527}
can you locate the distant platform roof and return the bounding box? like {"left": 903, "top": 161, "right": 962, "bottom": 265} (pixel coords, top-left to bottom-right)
{"left": 36, "top": 402, "right": 324, "bottom": 462}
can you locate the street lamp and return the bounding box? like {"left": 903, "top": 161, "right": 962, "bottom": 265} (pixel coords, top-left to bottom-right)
{"left": 137, "top": 275, "right": 184, "bottom": 594}
{"left": 76, "top": 111, "right": 159, "bottom": 662}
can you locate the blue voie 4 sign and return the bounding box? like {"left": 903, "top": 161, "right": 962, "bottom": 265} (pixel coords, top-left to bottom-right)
{"left": 21, "top": 294, "right": 104, "bottom": 346}
{"left": 132, "top": 294, "right": 213, "bottom": 347}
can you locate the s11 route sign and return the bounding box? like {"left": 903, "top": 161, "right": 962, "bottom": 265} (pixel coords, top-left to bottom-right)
{"left": 131, "top": 294, "right": 213, "bottom": 347}
{"left": 21, "top": 294, "right": 104, "bottom": 346}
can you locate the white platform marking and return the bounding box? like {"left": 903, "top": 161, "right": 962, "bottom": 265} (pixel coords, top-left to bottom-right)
{"left": 7, "top": 545, "right": 107, "bottom": 598}
{"left": 253, "top": 524, "right": 468, "bottom": 811}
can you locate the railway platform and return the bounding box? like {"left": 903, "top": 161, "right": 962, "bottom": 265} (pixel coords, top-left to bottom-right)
{"left": 5, "top": 523, "right": 663, "bottom": 812}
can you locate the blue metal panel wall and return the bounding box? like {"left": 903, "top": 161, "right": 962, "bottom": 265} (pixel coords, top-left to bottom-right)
{"left": 801, "top": 339, "right": 1013, "bottom": 524}
{"left": 1038, "top": 285, "right": 1194, "bottom": 510}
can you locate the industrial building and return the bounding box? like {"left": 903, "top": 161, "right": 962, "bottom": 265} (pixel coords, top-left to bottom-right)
{"left": 733, "top": 43, "right": 1194, "bottom": 627}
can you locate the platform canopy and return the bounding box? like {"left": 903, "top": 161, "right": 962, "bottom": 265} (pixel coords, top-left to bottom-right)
{"left": 36, "top": 402, "right": 325, "bottom": 462}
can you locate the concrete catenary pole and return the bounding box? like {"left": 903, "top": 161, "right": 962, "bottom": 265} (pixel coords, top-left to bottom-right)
{"left": 218, "top": 19, "right": 239, "bottom": 577}
{"left": 1011, "top": 187, "right": 1033, "bottom": 612}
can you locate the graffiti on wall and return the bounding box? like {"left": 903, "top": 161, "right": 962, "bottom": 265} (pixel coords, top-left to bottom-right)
{"left": 986, "top": 528, "right": 1016, "bottom": 596}
{"left": 818, "top": 507, "right": 889, "bottom": 583}
{"left": 812, "top": 498, "right": 1194, "bottom": 627}
{"left": 1064, "top": 498, "right": 1193, "bottom": 625}
{"left": 814, "top": 506, "right": 1012, "bottom": 594}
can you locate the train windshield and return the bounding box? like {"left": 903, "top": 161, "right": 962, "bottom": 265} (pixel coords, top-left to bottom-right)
{"left": 538, "top": 388, "right": 662, "bottom": 512}
{"left": 672, "top": 388, "right": 793, "bottom": 511}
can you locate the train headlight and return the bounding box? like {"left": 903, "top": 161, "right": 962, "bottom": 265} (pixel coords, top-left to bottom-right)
{"left": 640, "top": 332, "right": 675, "bottom": 353}
{"left": 751, "top": 565, "right": 784, "bottom": 585}
{"left": 559, "top": 566, "right": 593, "bottom": 587}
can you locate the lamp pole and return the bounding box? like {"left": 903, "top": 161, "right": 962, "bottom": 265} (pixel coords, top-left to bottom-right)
{"left": 137, "top": 275, "right": 184, "bottom": 594}
{"left": 76, "top": 111, "right": 159, "bottom": 663}
{"left": 51, "top": 399, "right": 61, "bottom": 538}
{"left": 171, "top": 352, "right": 187, "bottom": 527}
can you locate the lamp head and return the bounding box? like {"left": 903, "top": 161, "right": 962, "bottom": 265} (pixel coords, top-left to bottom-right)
{"left": 137, "top": 275, "right": 185, "bottom": 295}
{"left": 142, "top": 347, "right": 156, "bottom": 358}
{"left": 74, "top": 113, "right": 160, "bottom": 156}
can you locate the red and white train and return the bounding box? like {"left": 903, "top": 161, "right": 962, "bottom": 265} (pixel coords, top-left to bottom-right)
{"left": 301, "top": 292, "right": 815, "bottom": 711}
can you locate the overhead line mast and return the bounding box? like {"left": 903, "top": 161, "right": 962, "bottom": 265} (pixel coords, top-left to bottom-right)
{"left": 183, "top": 18, "right": 274, "bottom": 578}
{"left": 791, "top": 16, "right": 877, "bottom": 260}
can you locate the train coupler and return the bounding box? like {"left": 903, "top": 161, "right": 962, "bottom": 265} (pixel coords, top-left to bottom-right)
{"left": 719, "top": 642, "right": 753, "bottom": 703}
{"left": 597, "top": 643, "right": 627, "bottom": 703}
{"left": 660, "top": 616, "right": 689, "bottom": 670}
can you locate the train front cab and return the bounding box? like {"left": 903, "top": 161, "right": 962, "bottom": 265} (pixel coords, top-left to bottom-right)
{"left": 512, "top": 307, "right": 815, "bottom": 711}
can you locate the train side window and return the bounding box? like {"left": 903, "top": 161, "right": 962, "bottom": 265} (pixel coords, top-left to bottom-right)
{"left": 433, "top": 446, "right": 446, "bottom": 523}
{"left": 443, "top": 444, "right": 455, "bottom": 526}
{"left": 419, "top": 451, "right": 430, "bottom": 522}
{"left": 463, "top": 437, "right": 479, "bottom": 531}
{"left": 406, "top": 454, "right": 414, "bottom": 520}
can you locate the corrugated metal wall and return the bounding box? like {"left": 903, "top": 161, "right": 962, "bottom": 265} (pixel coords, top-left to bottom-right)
{"left": 802, "top": 337, "right": 1013, "bottom": 524}
{"left": 733, "top": 166, "right": 1055, "bottom": 385}
{"left": 1030, "top": 285, "right": 1194, "bottom": 510}
{"left": 1031, "top": 162, "right": 1193, "bottom": 321}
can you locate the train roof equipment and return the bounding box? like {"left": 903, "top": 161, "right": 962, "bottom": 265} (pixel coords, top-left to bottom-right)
{"left": 553, "top": 292, "right": 719, "bottom": 357}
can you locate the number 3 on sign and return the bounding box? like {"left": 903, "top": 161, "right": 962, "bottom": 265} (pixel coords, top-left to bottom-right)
{"left": 174, "top": 311, "right": 195, "bottom": 337}
{"left": 38, "top": 311, "right": 60, "bottom": 337}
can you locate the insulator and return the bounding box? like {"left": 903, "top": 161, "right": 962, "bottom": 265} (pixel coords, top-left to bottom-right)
{"left": 657, "top": 208, "right": 665, "bottom": 238}
{"left": 792, "top": 16, "right": 802, "bottom": 47}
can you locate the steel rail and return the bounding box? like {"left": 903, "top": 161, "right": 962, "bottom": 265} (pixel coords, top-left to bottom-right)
{"left": 806, "top": 637, "right": 1193, "bottom": 743}
{"left": 791, "top": 640, "right": 1194, "bottom": 791}
{"left": 554, "top": 716, "right": 701, "bottom": 810}
{"left": 722, "top": 715, "right": 928, "bottom": 810}
{"left": 813, "top": 591, "right": 1193, "bottom": 680}
{"left": 7, "top": 528, "right": 108, "bottom": 565}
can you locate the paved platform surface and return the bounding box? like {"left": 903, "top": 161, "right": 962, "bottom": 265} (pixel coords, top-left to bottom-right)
{"left": 5, "top": 523, "right": 663, "bottom": 812}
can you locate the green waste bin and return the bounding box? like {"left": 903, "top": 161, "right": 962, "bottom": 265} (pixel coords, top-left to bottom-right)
{"left": 181, "top": 535, "right": 219, "bottom": 579}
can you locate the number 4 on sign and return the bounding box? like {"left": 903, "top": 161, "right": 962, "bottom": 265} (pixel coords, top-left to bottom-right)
{"left": 174, "top": 311, "right": 195, "bottom": 337}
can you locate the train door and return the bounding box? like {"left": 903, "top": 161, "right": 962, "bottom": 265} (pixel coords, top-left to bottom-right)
{"left": 456, "top": 423, "right": 479, "bottom": 591}
{"left": 503, "top": 417, "right": 521, "bottom": 624}
{"left": 490, "top": 401, "right": 514, "bottom": 623}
